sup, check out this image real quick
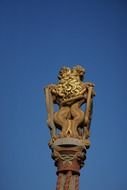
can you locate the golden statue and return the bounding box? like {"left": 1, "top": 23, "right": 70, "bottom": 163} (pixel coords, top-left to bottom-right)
{"left": 44, "top": 65, "right": 95, "bottom": 148}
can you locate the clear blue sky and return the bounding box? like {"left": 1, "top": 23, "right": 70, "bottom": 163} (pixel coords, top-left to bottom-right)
{"left": 0, "top": 0, "right": 127, "bottom": 190}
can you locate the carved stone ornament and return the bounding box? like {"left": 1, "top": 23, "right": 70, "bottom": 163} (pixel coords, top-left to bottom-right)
{"left": 44, "top": 65, "right": 95, "bottom": 148}
{"left": 44, "top": 65, "right": 95, "bottom": 190}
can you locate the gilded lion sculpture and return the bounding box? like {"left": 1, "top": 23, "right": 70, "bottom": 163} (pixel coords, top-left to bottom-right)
{"left": 44, "top": 65, "right": 95, "bottom": 148}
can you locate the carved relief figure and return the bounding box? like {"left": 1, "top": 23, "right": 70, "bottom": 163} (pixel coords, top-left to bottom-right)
{"left": 44, "top": 65, "right": 95, "bottom": 147}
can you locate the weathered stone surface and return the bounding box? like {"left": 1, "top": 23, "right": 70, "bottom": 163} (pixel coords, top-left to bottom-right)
{"left": 52, "top": 137, "right": 84, "bottom": 147}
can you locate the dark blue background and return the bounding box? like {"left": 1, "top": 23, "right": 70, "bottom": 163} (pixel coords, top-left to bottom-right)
{"left": 0, "top": 0, "right": 127, "bottom": 189}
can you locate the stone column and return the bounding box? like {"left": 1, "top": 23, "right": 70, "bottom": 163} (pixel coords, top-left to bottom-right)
{"left": 50, "top": 138, "right": 86, "bottom": 190}
{"left": 44, "top": 65, "right": 95, "bottom": 190}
